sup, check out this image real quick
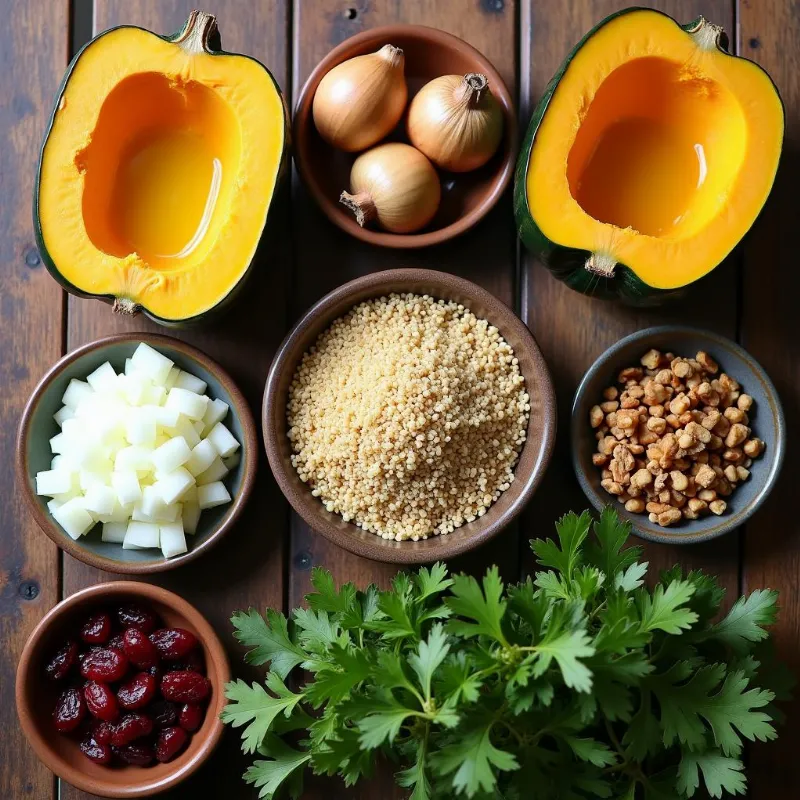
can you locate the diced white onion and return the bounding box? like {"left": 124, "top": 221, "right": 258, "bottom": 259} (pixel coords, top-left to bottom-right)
{"left": 101, "top": 521, "right": 127, "bottom": 543}
{"left": 174, "top": 370, "right": 208, "bottom": 395}
{"left": 131, "top": 343, "right": 174, "bottom": 385}
{"left": 196, "top": 457, "right": 229, "bottom": 486}
{"left": 123, "top": 520, "right": 160, "bottom": 549}
{"left": 36, "top": 469, "right": 74, "bottom": 497}
{"left": 53, "top": 498, "right": 95, "bottom": 539}
{"left": 36, "top": 343, "right": 237, "bottom": 559}
{"left": 155, "top": 466, "right": 195, "bottom": 505}
{"left": 165, "top": 388, "right": 208, "bottom": 421}
{"left": 160, "top": 520, "right": 187, "bottom": 558}
{"left": 197, "top": 481, "right": 231, "bottom": 509}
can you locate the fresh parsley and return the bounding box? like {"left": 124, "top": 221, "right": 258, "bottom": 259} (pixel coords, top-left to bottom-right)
{"left": 222, "top": 507, "right": 788, "bottom": 799}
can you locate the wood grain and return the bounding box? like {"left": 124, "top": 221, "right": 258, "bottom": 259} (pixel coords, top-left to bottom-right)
{"left": 0, "top": 2, "right": 68, "bottom": 798}
{"left": 59, "top": 2, "right": 291, "bottom": 798}
{"left": 289, "top": 1, "right": 517, "bottom": 796}
{"left": 518, "top": 0, "right": 742, "bottom": 603}
{"left": 289, "top": 0, "right": 519, "bottom": 598}
{"left": 738, "top": 0, "right": 800, "bottom": 795}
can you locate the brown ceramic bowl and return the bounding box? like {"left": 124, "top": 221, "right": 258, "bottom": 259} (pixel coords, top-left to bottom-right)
{"left": 17, "top": 333, "right": 258, "bottom": 574}
{"left": 263, "top": 268, "right": 556, "bottom": 563}
{"left": 293, "top": 25, "right": 517, "bottom": 248}
{"left": 16, "top": 581, "right": 229, "bottom": 797}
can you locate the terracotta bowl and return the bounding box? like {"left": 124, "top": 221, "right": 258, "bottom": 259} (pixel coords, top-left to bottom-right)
{"left": 17, "top": 333, "right": 258, "bottom": 573}
{"left": 572, "top": 326, "right": 785, "bottom": 544}
{"left": 16, "top": 581, "right": 229, "bottom": 798}
{"left": 263, "top": 268, "right": 557, "bottom": 563}
{"left": 293, "top": 24, "right": 517, "bottom": 248}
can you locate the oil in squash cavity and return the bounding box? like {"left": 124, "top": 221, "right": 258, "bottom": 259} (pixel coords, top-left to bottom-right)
{"left": 111, "top": 128, "right": 222, "bottom": 263}
{"left": 80, "top": 71, "right": 240, "bottom": 269}
{"left": 570, "top": 117, "right": 706, "bottom": 237}
{"left": 564, "top": 55, "right": 744, "bottom": 240}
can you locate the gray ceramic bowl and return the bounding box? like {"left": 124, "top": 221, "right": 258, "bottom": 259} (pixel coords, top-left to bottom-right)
{"left": 17, "top": 333, "right": 257, "bottom": 573}
{"left": 572, "top": 326, "right": 785, "bottom": 544}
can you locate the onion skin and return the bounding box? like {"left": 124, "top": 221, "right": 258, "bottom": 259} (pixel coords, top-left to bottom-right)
{"left": 407, "top": 73, "right": 504, "bottom": 172}
{"left": 313, "top": 44, "right": 407, "bottom": 152}
{"left": 340, "top": 143, "right": 441, "bottom": 234}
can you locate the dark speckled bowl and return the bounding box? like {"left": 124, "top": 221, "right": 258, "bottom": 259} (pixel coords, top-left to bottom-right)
{"left": 572, "top": 326, "right": 785, "bottom": 544}
{"left": 16, "top": 333, "right": 257, "bottom": 573}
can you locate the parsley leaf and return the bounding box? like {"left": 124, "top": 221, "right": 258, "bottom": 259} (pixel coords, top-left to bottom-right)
{"left": 223, "top": 508, "right": 787, "bottom": 800}
{"left": 222, "top": 674, "right": 305, "bottom": 753}
{"left": 307, "top": 567, "right": 357, "bottom": 615}
{"left": 585, "top": 505, "right": 642, "bottom": 581}
{"left": 231, "top": 608, "right": 306, "bottom": 678}
{"left": 709, "top": 589, "right": 778, "bottom": 654}
{"left": 677, "top": 750, "right": 746, "bottom": 798}
{"left": 431, "top": 717, "right": 519, "bottom": 796}
{"left": 447, "top": 567, "right": 508, "bottom": 644}
{"left": 409, "top": 623, "right": 450, "bottom": 700}
{"left": 533, "top": 510, "right": 592, "bottom": 580}
{"left": 244, "top": 736, "right": 309, "bottom": 799}
{"left": 638, "top": 580, "right": 699, "bottom": 634}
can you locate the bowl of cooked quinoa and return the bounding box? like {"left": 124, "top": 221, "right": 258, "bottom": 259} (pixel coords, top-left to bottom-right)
{"left": 263, "top": 268, "right": 556, "bottom": 563}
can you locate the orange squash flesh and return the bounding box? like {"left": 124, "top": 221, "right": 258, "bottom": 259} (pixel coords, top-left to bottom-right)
{"left": 37, "top": 14, "right": 286, "bottom": 322}
{"left": 524, "top": 10, "right": 783, "bottom": 291}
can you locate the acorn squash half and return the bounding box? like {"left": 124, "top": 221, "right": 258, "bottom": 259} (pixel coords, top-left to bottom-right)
{"left": 35, "top": 11, "right": 288, "bottom": 324}
{"left": 514, "top": 8, "right": 783, "bottom": 304}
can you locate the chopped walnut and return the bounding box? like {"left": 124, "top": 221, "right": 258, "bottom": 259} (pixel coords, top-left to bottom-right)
{"left": 589, "top": 347, "right": 765, "bottom": 526}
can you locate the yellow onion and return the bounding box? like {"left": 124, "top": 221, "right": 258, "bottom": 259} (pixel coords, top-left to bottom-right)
{"left": 340, "top": 143, "right": 441, "bottom": 233}
{"left": 407, "top": 73, "right": 504, "bottom": 172}
{"left": 312, "top": 44, "right": 407, "bottom": 152}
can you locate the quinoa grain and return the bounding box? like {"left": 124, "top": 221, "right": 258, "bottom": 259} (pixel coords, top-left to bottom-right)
{"left": 287, "top": 294, "right": 530, "bottom": 540}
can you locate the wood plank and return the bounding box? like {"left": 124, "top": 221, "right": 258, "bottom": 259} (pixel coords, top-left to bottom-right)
{"left": 289, "top": 0, "right": 519, "bottom": 595}
{"left": 290, "top": 2, "right": 517, "bottom": 796}
{"left": 737, "top": 1, "right": 800, "bottom": 794}
{"left": 0, "top": 2, "right": 68, "bottom": 798}
{"left": 60, "top": 2, "right": 290, "bottom": 798}
{"left": 519, "top": 0, "right": 741, "bottom": 600}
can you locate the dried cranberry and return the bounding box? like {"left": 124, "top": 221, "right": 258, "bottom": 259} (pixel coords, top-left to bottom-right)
{"left": 89, "top": 719, "right": 114, "bottom": 745}
{"left": 110, "top": 713, "right": 153, "bottom": 746}
{"left": 115, "top": 742, "right": 154, "bottom": 766}
{"left": 166, "top": 649, "right": 205, "bottom": 674}
{"left": 45, "top": 640, "right": 78, "bottom": 681}
{"left": 117, "top": 604, "right": 159, "bottom": 634}
{"left": 155, "top": 726, "right": 188, "bottom": 763}
{"left": 80, "top": 648, "right": 129, "bottom": 682}
{"left": 84, "top": 681, "right": 120, "bottom": 722}
{"left": 118, "top": 672, "right": 157, "bottom": 710}
{"left": 149, "top": 628, "right": 198, "bottom": 661}
{"left": 178, "top": 703, "right": 204, "bottom": 732}
{"left": 80, "top": 612, "right": 112, "bottom": 645}
{"left": 53, "top": 687, "right": 86, "bottom": 733}
{"left": 149, "top": 700, "right": 178, "bottom": 728}
{"left": 160, "top": 671, "right": 210, "bottom": 703}
{"left": 80, "top": 736, "right": 112, "bottom": 764}
{"left": 122, "top": 628, "right": 160, "bottom": 669}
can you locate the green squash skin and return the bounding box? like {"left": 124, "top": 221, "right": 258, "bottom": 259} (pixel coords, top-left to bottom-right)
{"left": 513, "top": 7, "right": 747, "bottom": 306}
{"left": 33, "top": 13, "right": 290, "bottom": 328}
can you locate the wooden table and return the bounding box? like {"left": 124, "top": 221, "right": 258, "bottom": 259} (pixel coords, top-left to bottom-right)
{"left": 2, "top": 1, "right": 797, "bottom": 797}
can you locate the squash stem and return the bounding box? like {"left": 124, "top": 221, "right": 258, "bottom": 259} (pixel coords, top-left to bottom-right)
{"left": 112, "top": 297, "right": 139, "bottom": 316}
{"left": 688, "top": 17, "right": 726, "bottom": 52}
{"left": 340, "top": 191, "right": 377, "bottom": 228}
{"left": 175, "top": 10, "right": 218, "bottom": 55}
{"left": 585, "top": 253, "right": 616, "bottom": 278}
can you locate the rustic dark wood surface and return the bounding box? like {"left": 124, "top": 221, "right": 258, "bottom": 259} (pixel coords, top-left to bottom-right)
{"left": 1, "top": 1, "right": 797, "bottom": 798}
